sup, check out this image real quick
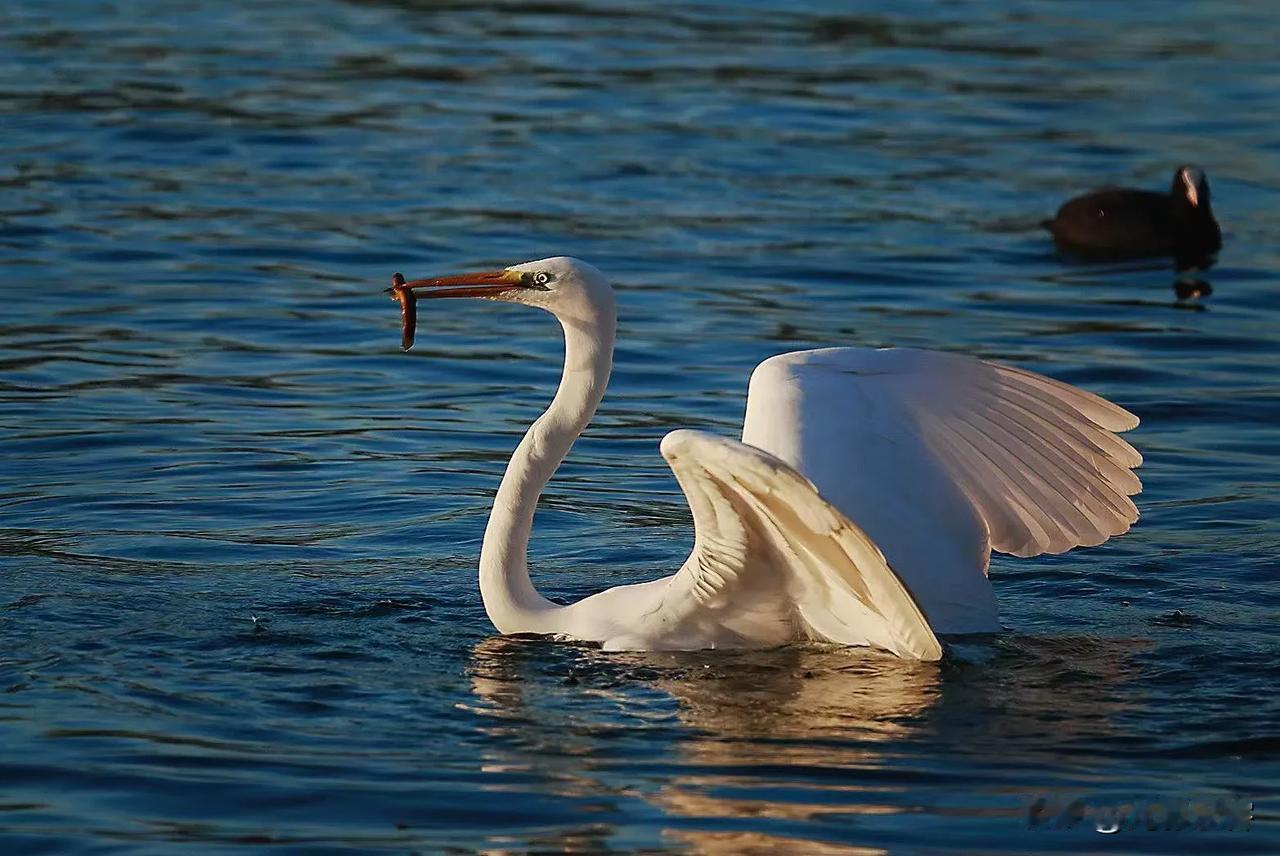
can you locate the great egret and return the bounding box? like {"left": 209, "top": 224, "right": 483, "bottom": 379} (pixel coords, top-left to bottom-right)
{"left": 388, "top": 257, "right": 1141, "bottom": 660}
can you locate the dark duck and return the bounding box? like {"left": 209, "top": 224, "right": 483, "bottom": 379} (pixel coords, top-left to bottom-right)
{"left": 1044, "top": 166, "right": 1221, "bottom": 268}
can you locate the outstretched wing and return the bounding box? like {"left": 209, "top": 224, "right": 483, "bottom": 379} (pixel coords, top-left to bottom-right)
{"left": 741, "top": 347, "right": 1142, "bottom": 633}
{"left": 655, "top": 429, "right": 943, "bottom": 661}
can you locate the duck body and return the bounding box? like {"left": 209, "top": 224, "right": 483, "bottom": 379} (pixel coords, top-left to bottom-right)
{"left": 1044, "top": 166, "right": 1221, "bottom": 267}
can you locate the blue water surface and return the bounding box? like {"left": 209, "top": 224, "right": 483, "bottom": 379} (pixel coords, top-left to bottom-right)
{"left": 2, "top": 0, "right": 1278, "bottom": 852}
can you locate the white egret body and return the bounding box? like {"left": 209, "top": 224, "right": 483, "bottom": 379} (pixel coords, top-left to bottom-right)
{"left": 392, "top": 258, "right": 1141, "bottom": 660}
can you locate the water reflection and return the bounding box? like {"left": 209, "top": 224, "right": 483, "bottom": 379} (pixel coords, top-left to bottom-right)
{"left": 664, "top": 832, "right": 886, "bottom": 855}
{"left": 467, "top": 638, "right": 936, "bottom": 831}
{"left": 464, "top": 632, "right": 1150, "bottom": 849}
{"left": 1173, "top": 278, "right": 1213, "bottom": 301}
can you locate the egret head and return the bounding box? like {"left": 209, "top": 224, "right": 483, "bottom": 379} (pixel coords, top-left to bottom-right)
{"left": 388, "top": 256, "right": 616, "bottom": 350}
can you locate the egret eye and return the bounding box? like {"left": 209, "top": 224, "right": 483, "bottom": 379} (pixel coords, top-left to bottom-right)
{"left": 533, "top": 272, "right": 552, "bottom": 286}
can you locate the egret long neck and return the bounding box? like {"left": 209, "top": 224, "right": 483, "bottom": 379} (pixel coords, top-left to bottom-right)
{"left": 479, "top": 313, "right": 615, "bottom": 633}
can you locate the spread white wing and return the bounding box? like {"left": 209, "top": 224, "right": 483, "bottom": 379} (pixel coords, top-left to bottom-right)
{"left": 741, "top": 348, "right": 1142, "bottom": 634}
{"left": 653, "top": 429, "right": 943, "bottom": 661}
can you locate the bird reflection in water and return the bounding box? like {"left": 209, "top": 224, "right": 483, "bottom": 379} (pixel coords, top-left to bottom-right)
{"left": 464, "top": 636, "right": 934, "bottom": 854}
{"left": 462, "top": 634, "right": 1145, "bottom": 852}
{"left": 1173, "top": 278, "right": 1213, "bottom": 302}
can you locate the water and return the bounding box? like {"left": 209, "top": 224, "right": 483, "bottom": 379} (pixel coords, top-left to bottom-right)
{"left": 3, "top": 0, "right": 1278, "bottom": 851}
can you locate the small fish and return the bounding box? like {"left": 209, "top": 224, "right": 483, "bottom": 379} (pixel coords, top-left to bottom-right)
{"left": 389, "top": 271, "right": 417, "bottom": 351}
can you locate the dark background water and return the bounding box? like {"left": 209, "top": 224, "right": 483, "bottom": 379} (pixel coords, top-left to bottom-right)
{"left": 2, "top": 0, "right": 1278, "bottom": 852}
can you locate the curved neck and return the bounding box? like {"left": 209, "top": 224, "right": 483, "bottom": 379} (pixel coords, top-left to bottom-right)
{"left": 479, "top": 312, "right": 615, "bottom": 633}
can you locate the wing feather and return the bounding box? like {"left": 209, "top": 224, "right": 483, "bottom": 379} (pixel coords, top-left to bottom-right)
{"left": 995, "top": 363, "right": 1139, "bottom": 432}
{"left": 740, "top": 348, "right": 1142, "bottom": 629}
{"left": 994, "top": 383, "right": 1142, "bottom": 469}
{"left": 955, "top": 413, "right": 1092, "bottom": 547}
{"left": 962, "top": 408, "right": 1113, "bottom": 543}
{"left": 657, "top": 430, "right": 943, "bottom": 660}
{"left": 924, "top": 426, "right": 1050, "bottom": 557}
{"left": 986, "top": 388, "right": 1142, "bottom": 495}
{"left": 906, "top": 362, "right": 1141, "bottom": 556}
